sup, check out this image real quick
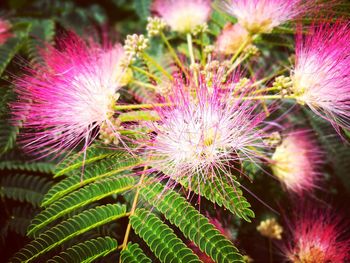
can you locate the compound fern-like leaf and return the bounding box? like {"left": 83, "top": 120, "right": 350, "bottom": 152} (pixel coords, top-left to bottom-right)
{"left": 120, "top": 242, "right": 152, "bottom": 263}
{"left": 0, "top": 174, "right": 53, "bottom": 207}
{"left": 48, "top": 236, "right": 117, "bottom": 263}
{"left": 179, "top": 177, "right": 254, "bottom": 222}
{"left": 130, "top": 208, "right": 202, "bottom": 263}
{"left": 11, "top": 204, "right": 126, "bottom": 263}
{"left": 28, "top": 176, "right": 135, "bottom": 236}
{"left": 43, "top": 155, "right": 141, "bottom": 206}
{"left": 140, "top": 183, "right": 244, "bottom": 263}
{"left": 54, "top": 146, "right": 116, "bottom": 177}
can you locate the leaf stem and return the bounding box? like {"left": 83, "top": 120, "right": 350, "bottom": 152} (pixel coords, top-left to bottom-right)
{"left": 160, "top": 32, "right": 186, "bottom": 74}
{"left": 142, "top": 53, "right": 173, "bottom": 80}
{"left": 114, "top": 103, "right": 172, "bottom": 111}
{"left": 120, "top": 162, "right": 149, "bottom": 254}
{"left": 130, "top": 65, "right": 161, "bottom": 83}
{"left": 186, "top": 33, "right": 198, "bottom": 85}
{"left": 131, "top": 80, "right": 158, "bottom": 90}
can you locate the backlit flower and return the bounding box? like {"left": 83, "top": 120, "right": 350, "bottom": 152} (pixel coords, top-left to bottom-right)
{"left": 146, "top": 74, "right": 268, "bottom": 183}
{"left": 216, "top": 23, "right": 250, "bottom": 55}
{"left": 152, "top": 0, "right": 211, "bottom": 33}
{"left": 284, "top": 207, "right": 350, "bottom": 262}
{"left": 0, "top": 18, "right": 12, "bottom": 45}
{"left": 219, "top": 0, "right": 320, "bottom": 34}
{"left": 292, "top": 22, "right": 350, "bottom": 131}
{"left": 12, "top": 32, "right": 128, "bottom": 156}
{"left": 271, "top": 130, "right": 322, "bottom": 194}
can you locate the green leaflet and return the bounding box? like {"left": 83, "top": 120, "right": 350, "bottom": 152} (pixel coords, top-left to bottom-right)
{"left": 42, "top": 154, "right": 141, "bottom": 206}
{"left": 0, "top": 174, "right": 53, "bottom": 207}
{"left": 140, "top": 183, "right": 244, "bottom": 263}
{"left": 120, "top": 242, "right": 152, "bottom": 263}
{"left": 53, "top": 146, "right": 116, "bottom": 177}
{"left": 133, "top": 0, "right": 151, "bottom": 21}
{"left": 0, "top": 160, "right": 55, "bottom": 174}
{"left": 179, "top": 176, "right": 254, "bottom": 222}
{"left": 130, "top": 208, "right": 202, "bottom": 263}
{"left": 0, "top": 36, "right": 24, "bottom": 76}
{"left": 0, "top": 119, "right": 19, "bottom": 156}
{"left": 11, "top": 204, "right": 127, "bottom": 263}
{"left": 28, "top": 176, "right": 135, "bottom": 236}
{"left": 47, "top": 237, "right": 118, "bottom": 263}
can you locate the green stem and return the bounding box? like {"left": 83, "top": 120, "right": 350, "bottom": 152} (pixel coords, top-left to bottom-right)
{"left": 242, "top": 94, "right": 295, "bottom": 101}
{"left": 142, "top": 53, "right": 173, "bottom": 80}
{"left": 187, "top": 33, "right": 195, "bottom": 66}
{"left": 250, "top": 68, "right": 288, "bottom": 88}
{"left": 186, "top": 33, "right": 198, "bottom": 85}
{"left": 114, "top": 103, "right": 171, "bottom": 111}
{"left": 230, "top": 37, "right": 250, "bottom": 64}
{"left": 131, "top": 80, "right": 157, "bottom": 90}
{"left": 160, "top": 32, "right": 187, "bottom": 74}
{"left": 130, "top": 65, "right": 161, "bottom": 83}
{"left": 120, "top": 163, "right": 149, "bottom": 256}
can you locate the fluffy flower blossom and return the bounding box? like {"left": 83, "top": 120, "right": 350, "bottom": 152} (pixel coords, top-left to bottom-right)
{"left": 12, "top": 33, "right": 128, "bottom": 156}
{"left": 152, "top": 0, "right": 211, "bottom": 33}
{"left": 216, "top": 23, "right": 250, "bottom": 55}
{"left": 292, "top": 23, "right": 350, "bottom": 130}
{"left": 220, "top": 0, "right": 320, "bottom": 34}
{"left": 284, "top": 207, "right": 350, "bottom": 262}
{"left": 0, "top": 18, "right": 12, "bottom": 45}
{"left": 146, "top": 74, "right": 268, "bottom": 183}
{"left": 271, "top": 130, "right": 322, "bottom": 194}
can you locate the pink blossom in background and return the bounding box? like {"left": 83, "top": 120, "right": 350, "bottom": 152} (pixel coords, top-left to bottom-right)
{"left": 271, "top": 130, "right": 323, "bottom": 194}
{"left": 152, "top": 0, "right": 212, "bottom": 33}
{"left": 292, "top": 22, "right": 350, "bottom": 132}
{"left": 284, "top": 206, "right": 350, "bottom": 262}
{"left": 0, "top": 18, "right": 12, "bottom": 45}
{"left": 146, "top": 73, "right": 269, "bottom": 183}
{"left": 219, "top": 0, "right": 325, "bottom": 34}
{"left": 216, "top": 23, "right": 250, "bottom": 55}
{"left": 12, "top": 32, "right": 126, "bottom": 157}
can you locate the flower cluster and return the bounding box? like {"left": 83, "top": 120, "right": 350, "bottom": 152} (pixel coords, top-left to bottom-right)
{"left": 292, "top": 22, "right": 350, "bottom": 131}
{"left": 284, "top": 207, "right": 350, "bottom": 262}
{"left": 220, "top": 0, "right": 320, "bottom": 34}
{"left": 271, "top": 130, "right": 323, "bottom": 194}
{"left": 12, "top": 33, "right": 127, "bottom": 156}
{"left": 152, "top": 0, "right": 211, "bottom": 33}
{"left": 146, "top": 73, "right": 269, "bottom": 183}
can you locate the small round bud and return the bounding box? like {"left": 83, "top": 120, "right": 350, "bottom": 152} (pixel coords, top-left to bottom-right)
{"left": 257, "top": 217, "right": 283, "bottom": 240}
{"left": 124, "top": 34, "right": 149, "bottom": 61}
{"left": 146, "top": 17, "right": 167, "bottom": 37}
{"left": 191, "top": 23, "right": 208, "bottom": 36}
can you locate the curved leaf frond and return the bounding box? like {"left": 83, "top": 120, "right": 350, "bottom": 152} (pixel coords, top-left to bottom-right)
{"left": 28, "top": 176, "right": 135, "bottom": 236}
{"left": 140, "top": 183, "right": 244, "bottom": 263}
{"left": 120, "top": 242, "right": 152, "bottom": 263}
{"left": 130, "top": 208, "right": 202, "bottom": 263}
{"left": 0, "top": 174, "right": 53, "bottom": 207}
{"left": 48, "top": 236, "right": 117, "bottom": 263}
{"left": 54, "top": 146, "right": 116, "bottom": 177}
{"left": 179, "top": 177, "right": 254, "bottom": 222}
{"left": 11, "top": 204, "right": 127, "bottom": 263}
{"left": 43, "top": 154, "right": 141, "bottom": 206}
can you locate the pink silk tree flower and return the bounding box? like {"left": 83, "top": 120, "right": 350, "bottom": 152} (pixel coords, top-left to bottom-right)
{"left": 146, "top": 75, "right": 268, "bottom": 183}
{"left": 152, "top": 0, "right": 212, "bottom": 33}
{"left": 12, "top": 32, "right": 127, "bottom": 157}
{"left": 218, "top": 0, "right": 324, "bottom": 34}
{"left": 292, "top": 22, "right": 350, "bottom": 131}
{"left": 216, "top": 23, "right": 250, "bottom": 55}
{"left": 271, "top": 130, "right": 323, "bottom": 194}
{"left": 284, "top": 207, "right": 350, "bottom": 262}
{"left": 0, "top": 18, "right": 12, "bottom": 45}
